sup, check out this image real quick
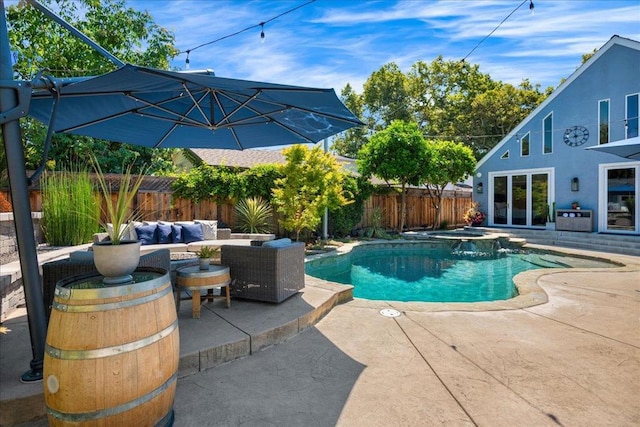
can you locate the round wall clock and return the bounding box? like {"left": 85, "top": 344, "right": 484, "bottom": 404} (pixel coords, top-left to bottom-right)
{"left": 563, "top": 125, "right": 589, "bottom": 146}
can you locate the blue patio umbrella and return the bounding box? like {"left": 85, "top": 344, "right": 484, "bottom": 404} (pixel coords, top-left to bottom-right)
{"left": 2, "top": 14, "right": 363, "bottom": 383}
{"left": 28, "top": 64, "right": 363, "bottom": 149}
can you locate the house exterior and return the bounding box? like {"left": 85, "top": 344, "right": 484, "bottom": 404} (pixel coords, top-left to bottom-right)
{"left": 473, "top": 35, "right": 640, "bottom": 235}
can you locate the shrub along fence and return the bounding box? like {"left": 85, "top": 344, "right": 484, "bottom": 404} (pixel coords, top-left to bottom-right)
{"left": 1, "top": 175, "right": 472, "bottom": 236}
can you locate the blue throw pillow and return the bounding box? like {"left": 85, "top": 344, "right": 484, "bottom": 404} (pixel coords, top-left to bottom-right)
{"left": 171, "top": 224, "right": 184, "bottom": 243}
{"left": 157, "top": 223, "right": 173, "bottom": 244}
{"left": 135, "top": 223, "right": 158, "bottom": 245}
{"left": 181, "top": 222, "right": 205, "bottom": 243}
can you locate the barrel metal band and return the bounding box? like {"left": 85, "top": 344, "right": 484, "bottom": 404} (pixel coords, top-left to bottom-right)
{"left": 55, "top": 274, "right": 169, "bottom": 300}
{"left": 46, "top": 373, "right": 177, "bottom": 422}
{"left": 46, "top": 319, "right": 178, "bottom": 360}
{"left": 52, "top": 283, "right": 171, "bottom": 313}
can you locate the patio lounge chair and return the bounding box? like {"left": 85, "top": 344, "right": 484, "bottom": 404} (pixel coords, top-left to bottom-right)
{"left": 41, "top": 248, "right": 171, "bottom": 322}
{"left": 220, "top": 240, "right": 305, "bottom": 303}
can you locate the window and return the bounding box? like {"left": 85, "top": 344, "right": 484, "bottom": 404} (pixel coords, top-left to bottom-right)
{"left": 626, "top": 93, "right": 639, "bottom": 139}
{"left": 520, "top": 132, "right": 530, "bottom": 156}
{"left": 599, "top": 99, "right": 609, "bottom": 144}
{"left": 501, "top": 150, "right": 510, "bottom": 159}
{"left": 543, "top": 113, "right": 553, "bottom": 154}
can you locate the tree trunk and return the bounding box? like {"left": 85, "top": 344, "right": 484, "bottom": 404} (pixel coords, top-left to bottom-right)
{"left": 399, "top": 184, "right": 406, "bottom": 233}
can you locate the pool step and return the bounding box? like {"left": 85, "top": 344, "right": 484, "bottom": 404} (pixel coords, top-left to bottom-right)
{"left": 489, "top": 228, "right": 640, "bottom": 257}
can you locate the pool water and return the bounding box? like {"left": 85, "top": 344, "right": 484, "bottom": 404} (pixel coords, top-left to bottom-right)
{"left": 305, "top": 246, "right": 614, "bottom": 303}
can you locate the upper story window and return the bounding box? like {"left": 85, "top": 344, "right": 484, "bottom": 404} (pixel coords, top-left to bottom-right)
{"left": 543, "top": 112, "right": 553, "bottom": 154}
{"left": 501, "top": 150, "right": 509, "bottom": 159}
{"left": 626, "top": 93, "right": 639, "bottom": 139}
{"left": 598, "top": 99, "right": 610, "bottom": 144}
{"left": 520, "top": 132, "right": 530, "bottom": 156}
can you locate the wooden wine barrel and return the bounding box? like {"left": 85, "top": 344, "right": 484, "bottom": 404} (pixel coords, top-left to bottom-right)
{"left": 44, "top": 267, "right": 179, "bottom": 426}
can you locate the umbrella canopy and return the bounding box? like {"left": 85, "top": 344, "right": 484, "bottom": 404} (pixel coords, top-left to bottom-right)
{"left": 28, "top": 64, "right": 363, "bottom": 149}
{"left": 585, "top": 136, "right": 640, "bottom": 160}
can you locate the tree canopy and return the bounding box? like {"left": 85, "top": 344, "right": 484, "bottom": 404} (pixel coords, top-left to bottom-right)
{"left": 335, "top": 56, "right": 551, "bottom": 160}
{"left": 272, "top": 145, "right": 350, "bottom": 241}
{"left": 421, "top": 140, "right": 476, "bottom": 229}
{"left": 357, "top": 120, "right": 431, "bottom": 232}
{"left": 2, "top": 0, "right": 179, "bottom": 178}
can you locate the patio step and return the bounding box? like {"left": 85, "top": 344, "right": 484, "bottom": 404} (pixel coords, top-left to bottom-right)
{"left": 489, "top": 228, "right": 640, "bottom": 257}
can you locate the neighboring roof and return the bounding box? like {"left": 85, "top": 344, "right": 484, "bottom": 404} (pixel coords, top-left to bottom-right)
{"left": 476, "top": 35, "right": 640, "bottom": 169}
{"left": 187, "top": 148, "right": 471, "bottom": 193}
{"left": 189, "top": 148, "right": 286, "bottom": 168}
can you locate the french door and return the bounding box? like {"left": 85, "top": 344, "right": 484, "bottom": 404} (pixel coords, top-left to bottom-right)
{"left": 489, "top": 169, "right": 553, "bottom": 227}
{"left": 600, "top": 163, "right": 639, "bottom": 234}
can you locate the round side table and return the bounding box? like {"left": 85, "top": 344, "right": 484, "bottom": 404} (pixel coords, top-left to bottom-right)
{"left": 176, "top": 264, "right": 231, "bottom": 318}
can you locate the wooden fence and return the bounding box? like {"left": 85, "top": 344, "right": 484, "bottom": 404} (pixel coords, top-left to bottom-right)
{"left": 1, "top": 185, "right": 472, "bottom": 235}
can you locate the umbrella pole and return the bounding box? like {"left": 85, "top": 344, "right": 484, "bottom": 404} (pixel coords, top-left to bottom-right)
{"left": 1, "top": 1, "right": 46, "bottom": 382}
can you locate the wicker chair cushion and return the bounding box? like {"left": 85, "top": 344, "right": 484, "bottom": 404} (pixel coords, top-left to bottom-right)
{"left": 157, "top": 223, "right": 173, "bottom": 244}
{"left": 262, "top": 238, "right": 292, "bottom": 248}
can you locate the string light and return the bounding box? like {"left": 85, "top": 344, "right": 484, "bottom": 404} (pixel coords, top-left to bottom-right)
{"left": 185, "top": 50, "right": 190, "bottom": 69}
{"left": 176, "top": 0, "right": 314, "bottom": 62}
{"left": 461, "top": 0, "right": 535, "bottom": 63}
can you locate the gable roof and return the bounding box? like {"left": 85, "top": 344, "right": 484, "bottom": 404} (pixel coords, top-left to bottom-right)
{"left": 476, "top": 35, "right": 640, "bottom": 169}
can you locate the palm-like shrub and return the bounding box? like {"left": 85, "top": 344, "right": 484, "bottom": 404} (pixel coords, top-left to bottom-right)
{"left": 234, "top": 197, "right": 272, "bottom": 234}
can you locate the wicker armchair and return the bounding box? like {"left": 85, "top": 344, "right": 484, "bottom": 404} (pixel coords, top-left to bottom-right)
{"left": 41, "top": 249, "right": 171, "bottom": 322}
{"left": 220, "top": 242, "right": 305, "bottom": 303}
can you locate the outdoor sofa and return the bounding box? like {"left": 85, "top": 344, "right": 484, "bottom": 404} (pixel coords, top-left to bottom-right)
{"left": 93, "top": 220, "right": 275, "bottom": 254}
{"left": 221, "top": 238, "right": 305, "bottom": 303}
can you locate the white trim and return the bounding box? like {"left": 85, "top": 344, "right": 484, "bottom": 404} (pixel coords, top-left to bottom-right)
{"left": 476, "top": 36, "right": 640, "bottom": 170}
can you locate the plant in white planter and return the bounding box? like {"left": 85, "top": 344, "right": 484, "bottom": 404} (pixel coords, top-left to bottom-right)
{"left": 195, "top": 246, "right": 219, "bottom": 270}
{"left": 92, "top": 158, "right": 146, "bottom": 284}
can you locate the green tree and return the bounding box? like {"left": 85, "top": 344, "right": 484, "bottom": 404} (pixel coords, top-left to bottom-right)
{"left": 421, "top": 140, "right": 476, "bottom": 229}
{"left": 331, "top": 83, "right": 369, "bottom": 158}
{"left": 333, "top": 57, "right": 550, "bottom": 161}
{"left": 272, "top": 145, "right": 350, "bottom": 241}
{"left": 3, "top": 0, "right": 179, "bottom": 175}
{"left": 363, "top": 63, "right": 413, "bottom": 131}
{"left": 328, "top": 174, "right": 374, "bottom": 237}
{"left": 234, "top": 164, "right": 283, "bottom": 201}
{"left": 357, "top": 120, "right": 431, "bottom": 233}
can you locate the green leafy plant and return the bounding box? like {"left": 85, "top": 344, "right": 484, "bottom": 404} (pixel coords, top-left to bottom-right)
{"left": 365, "top": 207, "right": 391, "bottom": 239}
{"left": 234, "top": 197, "right": 273, "bottom": 234}
{"left": 41, "top": 168, "right": 100, "bottom": 246}
{"left": 195, "top": 246, "right": 219, "bottom": 259}
{"left": 92, "top": 157, "right": 146, "bottom": 244}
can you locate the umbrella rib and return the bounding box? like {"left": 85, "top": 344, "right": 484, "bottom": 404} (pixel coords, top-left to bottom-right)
{"left": 129, "top": 93, "right": 210, "bottom": 127}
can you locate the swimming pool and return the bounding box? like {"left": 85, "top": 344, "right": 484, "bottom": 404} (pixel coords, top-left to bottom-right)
{"left": 305, "top": 242, "right": 616, "bottom": 303}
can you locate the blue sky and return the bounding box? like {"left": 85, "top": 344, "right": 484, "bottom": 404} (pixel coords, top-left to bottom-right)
{"left": 124, "top": 0, "right": 640, "bottom": 94}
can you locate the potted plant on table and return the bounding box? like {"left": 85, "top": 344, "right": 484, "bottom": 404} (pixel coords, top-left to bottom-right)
{"left": 92, "top": 158, "right": 146, "bottom": 284}
{"left": 195, "top": 246, "right": 219, "bottom": 270}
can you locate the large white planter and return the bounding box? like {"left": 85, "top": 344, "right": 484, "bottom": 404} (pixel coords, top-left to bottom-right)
{"left": 92, "top": 240, "right": 142, "bottom": 284}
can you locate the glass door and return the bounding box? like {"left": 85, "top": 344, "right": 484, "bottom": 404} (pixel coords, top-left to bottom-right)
{"left": 490, "top": 170, "right": 552, "bottom": 227}
{"left": 604, "top": 166, "right": 638, "bottom": 233}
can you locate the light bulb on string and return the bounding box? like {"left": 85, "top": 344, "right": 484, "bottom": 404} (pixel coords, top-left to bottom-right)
{"left": 529, "top": 0, "right": 534, "bottom": 14}
{"left": 185, "top": 50, "right": 190, "bottom": 70}
{"left": 260, "top": 22, "right": 265, "bottom": 43}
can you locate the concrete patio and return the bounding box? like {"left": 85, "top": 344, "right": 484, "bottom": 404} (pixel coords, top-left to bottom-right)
{"left": 1, "top": 245, "right": 639, "bottom": 426}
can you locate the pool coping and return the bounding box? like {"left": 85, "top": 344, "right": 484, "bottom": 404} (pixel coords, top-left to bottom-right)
{"left": 305, "top": 239, "right": 640, "bottom": 313}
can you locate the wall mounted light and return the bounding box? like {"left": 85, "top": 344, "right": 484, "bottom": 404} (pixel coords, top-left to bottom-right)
{"left": 571, "top": 177, "right": 579, "bottom": 192}
{"left": 477, "top": 182, "right": 484, "bottom": 194}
